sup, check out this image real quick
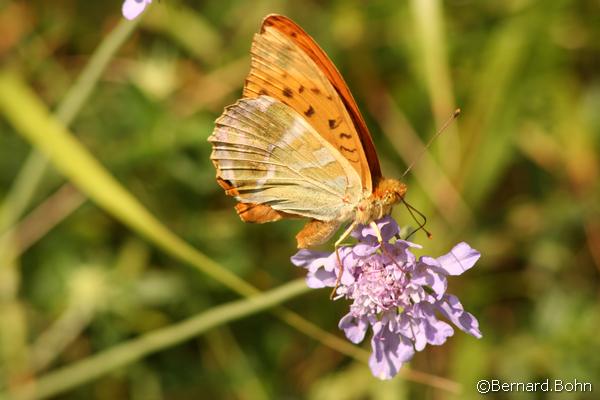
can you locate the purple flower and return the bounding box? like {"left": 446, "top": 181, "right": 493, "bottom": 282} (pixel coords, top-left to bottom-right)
{"left": 122, "top": 0, "right": 152, "bottom": 20}
{"left": 291, "top": 215, "right": 482, "bottom": 380}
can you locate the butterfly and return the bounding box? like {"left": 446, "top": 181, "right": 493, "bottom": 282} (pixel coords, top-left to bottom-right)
{"left": 208, "top": 14, "right": 407, "bottom": 249}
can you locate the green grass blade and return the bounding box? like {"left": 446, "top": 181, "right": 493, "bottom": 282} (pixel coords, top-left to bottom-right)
{"left": 0, "top": 18, "right": 140, "bottom": 233}
{"left": 3, "top": 279, "right": 309, "bottom": 400}
{"left": 409, "top": 0, "right": 460, "bottom": 175}
{"left": 0, "top": 70, "right": 257, "bottom": 297}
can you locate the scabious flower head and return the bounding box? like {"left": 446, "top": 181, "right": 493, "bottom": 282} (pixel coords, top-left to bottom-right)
{"left": 122, "top": 0, "right": 152, "bottom": 20}
{"left": 291, "top": 216, "right": 482, "bottom": 380}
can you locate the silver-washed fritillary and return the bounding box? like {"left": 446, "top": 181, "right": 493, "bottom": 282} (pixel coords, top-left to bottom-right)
{"left": 208, "top": 14, "right": 407, "bottom": 248}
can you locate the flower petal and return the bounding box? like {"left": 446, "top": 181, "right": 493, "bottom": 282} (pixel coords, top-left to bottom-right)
{"left": 437, "top": 295, "right": 482, "bottom": 338}
{"left": 369, "top": 322, "right": 414, "bottom": 380}
{"left": 437, "top": 242, "right": 480, "bottom": 276}
{"left": 352, "top": 215, "right": 400, "bottom": 243}
{"left": 412, "top": 266, "right": 447, "bottom": 299}
{"left": 425, "top": 318, "right": 454, "bottom": 346}
{"left": 290, "top": 249, "right": 328, "bottom": 268}
{"left": 377, "top": 216, "right": 401, "bottom": 241}
{"left": 353, "top": 243, "right": 379, "bottom": 257}
{"left": 339, "top": 313, "right": 369, "bottom": 344}
{"left": 306, "top": 267, "right": 336, "bottom": 288}
{"left": 416, "top": 304, "right": 455, "bottom": 346}
{"left": 122, "top": 0, "right": 151, "bottom": 20}
{"left": 292, "top": 250, "right": 338, "bottom": 288}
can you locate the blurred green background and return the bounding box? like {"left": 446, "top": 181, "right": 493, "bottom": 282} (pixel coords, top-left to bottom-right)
{"left": 0, "top": 0, "right": 599, "bottom": 399}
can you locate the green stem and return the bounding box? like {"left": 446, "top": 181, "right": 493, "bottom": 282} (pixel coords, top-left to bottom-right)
{"left": 56, "top": 19, "right": 141, "bottom": 126}
{"left": 0, "top": 18, "right": 139, "bottom": 234}
{"left": 3, "top": 279, "right": 310, "bottom": 400}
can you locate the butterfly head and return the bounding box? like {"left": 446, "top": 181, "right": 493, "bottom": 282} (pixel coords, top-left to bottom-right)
{"left": 355, "top": 178, "right": 407, "bottom": 224}
{"left": 374, "top": 178, "right": 407, "bottom": 206}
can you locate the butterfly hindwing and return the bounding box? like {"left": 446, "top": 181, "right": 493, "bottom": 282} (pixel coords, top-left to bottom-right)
{"left": 209, "top": 96, "right": 362, "bottom": 222}
{"left": 234, "top": 202, "right": 290, "bottom": 223}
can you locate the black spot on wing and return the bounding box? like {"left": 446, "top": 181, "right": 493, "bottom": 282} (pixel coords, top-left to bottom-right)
{"left": 339, "top": 145, "right": 360, "bottom": 163}
{"left": 304, "top": 106, "right": 315, "bottom": 117}
{"left": 339, "top": 132, "right": 352, "bottom": 139}
{"left": 339, "top": 145, "right": 357, "bottom": 153}
{"left": 282, "top": 87, "right": 293, "bottom": 98}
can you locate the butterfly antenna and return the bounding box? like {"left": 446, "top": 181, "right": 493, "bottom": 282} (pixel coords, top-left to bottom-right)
{"left": 401, "top": 108, "right": 461, "bottom": 178}
{"left": 401, "top": 198, "right": 432, "bottom": 240}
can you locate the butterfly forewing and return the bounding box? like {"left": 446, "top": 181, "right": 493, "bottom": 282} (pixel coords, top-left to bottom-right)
{"left": 209, "top": 96, "right": 362, "bottom": 222}
{"left": 259, "top": 15, "right": 382, "bottom": 182}
{"left": 243, "top": 15, "right": 379, "bottom": 192}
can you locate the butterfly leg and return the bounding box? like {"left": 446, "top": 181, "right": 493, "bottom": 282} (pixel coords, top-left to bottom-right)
{"left": 330, "top": 221, "right": 357, "bottom": 299}
{"left": 369, "top": 221, "right": 384, "bottom": 243}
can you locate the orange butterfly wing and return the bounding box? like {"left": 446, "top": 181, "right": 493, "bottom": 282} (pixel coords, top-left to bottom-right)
{"left": 258, "top": 14, "right": 382, "bottom": 182}
{"left": 244, "top": 14, "right": 382, "bottom": 190}
{"left": 215, "top": 177, "right": 293, "bottom": 223}
{"left": 218, "top": 14, "right": 384, "bottom": 230}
